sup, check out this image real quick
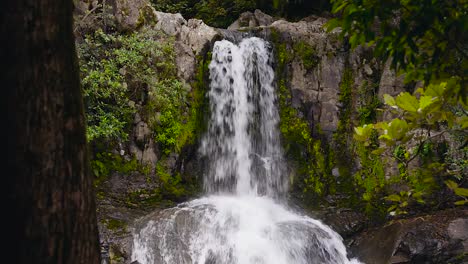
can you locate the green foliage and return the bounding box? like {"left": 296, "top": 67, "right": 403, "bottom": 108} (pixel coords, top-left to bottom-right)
{"left": 156, "top": 162, "right": 187, "bottom": 200}
{"left": 326, "top": 0, "right": 468, "bottom": 87}
{"left": 152, "top": 0, "right": 331, "bottom": 28}
{"left": 328, "top": 0, "right": 467, "bottom": 217}
{"left": 147, "top": 79, "right": 188, "bottom": 154}
{"left": 354, "top": 129, "right": 385, "bottom": 213}
{"left": 123, "top": 158, "right": 200, "bottom": 209}
{"left": 152, "top": 0, "right": 256, "bottom": 28}
{"left": 446, "top": 180, "right": 468, "bottom": 206}
{"left": 336, "top": 66, "right": 353, "bottom": 132}
{"left": 357, "top": 81, "right": 381, "bottom": 125}
{"left": 354, "top": 79, "right": 467, "bottom": 214}
{"left": 80, "top": 34, "right": 135, "bottom": 141}
{"left": 78, "top": 27, "right": 205, "bottom": 210}
{"left": 91, "top": 152, "right": 150, "bottom": 185}
{"left": 78, "top": 27, "right": 202, "bottom": 156}
{"left": 293, "top": 41, "right": 320, "bottom": 71}
{"left": 78, "top": 28, "right": 175, "bottom": 143}
{"left": 332, "top": 64, "right": 355, "bottom": 192}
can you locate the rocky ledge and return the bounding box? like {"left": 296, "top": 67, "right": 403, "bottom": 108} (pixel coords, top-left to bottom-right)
{"left": 348, "top": 209, "right": 468, "bottom": 264}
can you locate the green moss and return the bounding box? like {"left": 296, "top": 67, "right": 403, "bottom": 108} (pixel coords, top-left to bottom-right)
{"left": 271, "top": 31, "right": 333, "bottom": 203}
{"left": 136, "top": 5, "right": 158, "bottom": 29}
{"left": 357, "top": 81, "right": 381, "bottom": 125}
{"left": 92, "top": 152, "right": 151, "bottom": 187}
{"left": 293, "top": 41, "right": 320, "bottom": 71}
{"left": 184, "top": 52, "right": 211, "bottom": 147}
{"left": 332, "top": 63, "right": 355, "bottom": 193}
{"left": 104, "top": 218, "right": 127, "bottom": 232}
{"left": 353, "top": 129, "right": 387, "bottom": 217}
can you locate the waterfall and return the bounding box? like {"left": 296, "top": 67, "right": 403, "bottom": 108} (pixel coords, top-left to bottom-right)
{"left": 200, "top": 38, "right": 287, "bottom": 197}
{"left": 131, "top": 37, "right": 362, "bottom": 264}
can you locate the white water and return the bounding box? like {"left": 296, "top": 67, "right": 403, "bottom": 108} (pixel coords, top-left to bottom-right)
{"left": 132, "top": 38, "right": 361, "bottom": 264}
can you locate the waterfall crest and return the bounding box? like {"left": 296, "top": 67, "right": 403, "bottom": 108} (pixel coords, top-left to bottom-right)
{"left": 131, "top": 37, "right": 362, "bottom": 264}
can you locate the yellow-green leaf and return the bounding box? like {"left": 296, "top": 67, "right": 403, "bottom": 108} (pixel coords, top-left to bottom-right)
{"left": 458, "top": 116, "right": 468, "bottom": 129}
{"left": 371, "top": 148, "right": 385, "bottom": 155}
{"left": 454, "top": 187, "right": 468, "bottom": 197}
{"left": 454, "top": 200, "right": 468, "bottom": 206}
{"left": 383, "top": 94, "right": 396, "bottom": 107}
{"left": 418, "top": 95, "right": 437, "bottom": 112}
{"left": 445, "top": 180, "right": 459, "bottom": 190}
{"left": 387, "top": 118, "right": 409, "bottom": 140}
{"left": 396, "top": 92, "right": 419, "bottom": 113}
{"left": 385, "top": 194, "right": 401, "bottom": 202}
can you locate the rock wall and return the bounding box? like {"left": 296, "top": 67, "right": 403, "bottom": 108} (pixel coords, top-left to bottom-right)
{"left": 266, "top": 17, "right": 404, "bottom": 136}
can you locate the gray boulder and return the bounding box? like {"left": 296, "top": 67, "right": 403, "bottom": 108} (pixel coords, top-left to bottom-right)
{"left": 349, "top": 209, "right": 468, "bottom": 264}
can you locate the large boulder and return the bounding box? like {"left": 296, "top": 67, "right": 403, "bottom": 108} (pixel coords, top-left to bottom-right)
{"left": 349, "top": 209, "right": 468, "bottom": 264}
{"left": 150, "top": 11, "right": 219, "bottom": 81}
{"left": 153, "top": 11, "right": 186, "bottom": 35}
{"left": 114, "top": 0, "right": 156, "bottom": 30}
{"left": 177, "top": 18, "right": 219, "bottom": 80}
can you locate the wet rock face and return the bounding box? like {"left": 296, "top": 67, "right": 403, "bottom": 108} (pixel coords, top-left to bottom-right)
{"left": 318, "top": 209, "right": 368, "bottom": 240}
{"left": 97, "top": 170, "right": 160, "bottom": 264}
{"left": 349, "top": 209, "right": 468, "bottom": 264}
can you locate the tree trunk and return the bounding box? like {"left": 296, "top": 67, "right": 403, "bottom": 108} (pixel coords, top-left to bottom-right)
{"left": 3, "top": 0, "right": 101, "bottom": 263}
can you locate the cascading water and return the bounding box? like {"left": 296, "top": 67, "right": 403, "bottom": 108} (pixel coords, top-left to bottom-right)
{"left": 131, "top": 37, "right": 362, "bottom": 264}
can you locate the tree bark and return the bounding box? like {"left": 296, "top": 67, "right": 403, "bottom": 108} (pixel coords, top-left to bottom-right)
{"left": 3, "top": 0, "right": 101, "bottom": 263}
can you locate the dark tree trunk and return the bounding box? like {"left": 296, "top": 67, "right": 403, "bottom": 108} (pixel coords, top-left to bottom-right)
{"left": 3, "top": 0, "right": 101, "bottom": 263}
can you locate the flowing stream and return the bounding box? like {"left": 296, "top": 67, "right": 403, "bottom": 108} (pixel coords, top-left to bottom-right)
{"left": 131, "top": 37, "right": 361, "bottom": 264}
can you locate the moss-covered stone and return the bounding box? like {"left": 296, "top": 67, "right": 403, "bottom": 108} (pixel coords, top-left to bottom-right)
{"left": 293, "top": 41, "right": 320, "bottom": 71}
{"left": 104, "top": 218, "right": 128, "bottom": 232}
{"left": 270, "top": 29, "right": 335, "bottom": 208}
{"left": 331, "top": 62, "right": 355, "bottom": 194}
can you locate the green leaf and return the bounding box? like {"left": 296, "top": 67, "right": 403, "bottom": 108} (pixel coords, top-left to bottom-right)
{"left": 454, "top": 187, "right": 468, "bottom": 197}
{"left": 371, "top": 148, "right": 385, "bottom": 155}
{"left": 458, "top": 116, "right": 468, "bottom": 129}
{"left": 387, "top": 118, "right": 409, "bottom": 141}
{"left": 445, "top": 180, "right": 459, "bottom": 190}
{"left": 385, "top": 194, "right": 401, "bottom": 202}
{"left": 333, "top": 1, "right": 350, "bottom": 13}
{"left": 418, "top": 95, "right": 436, "bottom": 112}
{"left": 383, "top": 94, "right": 396, "bottom": 107}
{"left": 354, "top": 124, "right": 374, "bottom": 141}
{"left": 325, "top": 18, "right": 341, "bottom": 32}
{"left": 454, "top": 200, "right": 468, "bottom": 206}
{"left": 395, "top": 92, "right": 419, "bottom": 113}
{"left": 425, "top": 82, "right": 446, "bottom": 97}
